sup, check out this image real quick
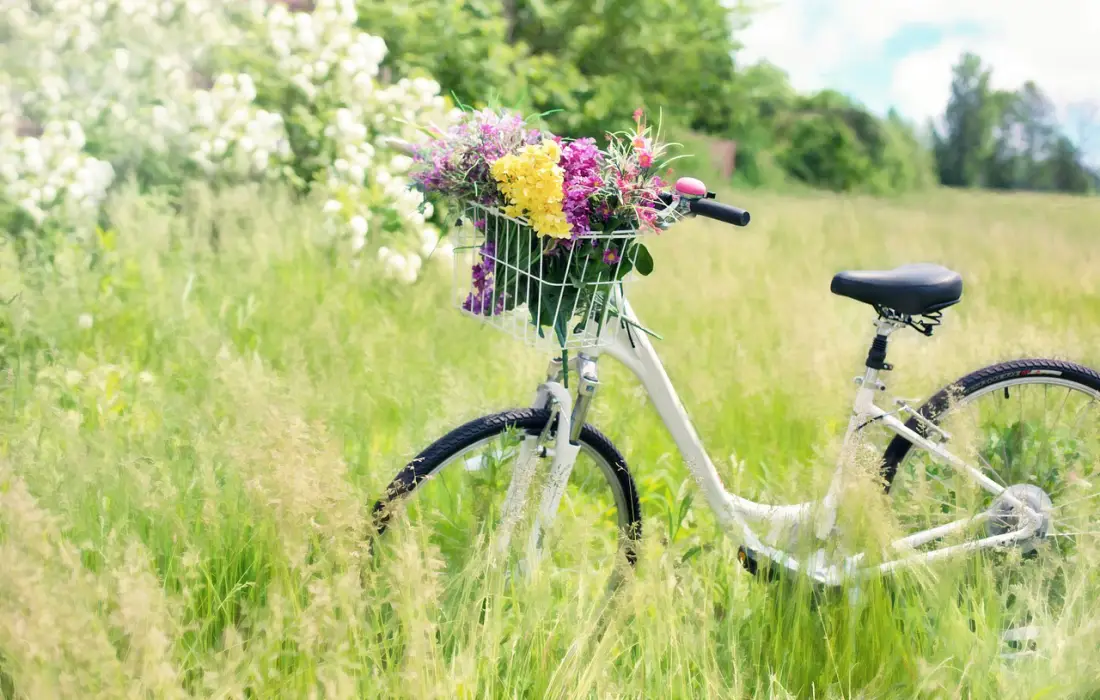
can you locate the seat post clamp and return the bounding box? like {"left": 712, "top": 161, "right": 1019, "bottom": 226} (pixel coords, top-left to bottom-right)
{"left": 865, "top": 334, "right": 892, "bottom": 371}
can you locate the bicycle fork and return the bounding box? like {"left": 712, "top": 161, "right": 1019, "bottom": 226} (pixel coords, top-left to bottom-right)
{"left": 494, "top": 354, "right": 600, "bottom": 576}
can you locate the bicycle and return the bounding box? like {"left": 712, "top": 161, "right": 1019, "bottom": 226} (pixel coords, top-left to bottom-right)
{"left": 369, "top": 172, "right": 1100, "bottom": 623}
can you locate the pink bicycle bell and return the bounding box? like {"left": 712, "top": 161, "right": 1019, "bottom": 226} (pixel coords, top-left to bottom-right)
{"left": 674, "top": 177, "right": 707, "bottom": 198}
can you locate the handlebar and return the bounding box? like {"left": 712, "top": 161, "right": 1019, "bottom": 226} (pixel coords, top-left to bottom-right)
{"left": 686, "top": 197, "right": 751, "bottom": 227}
{"left": 657, "top": 191, "right": 751, "bottom": 227}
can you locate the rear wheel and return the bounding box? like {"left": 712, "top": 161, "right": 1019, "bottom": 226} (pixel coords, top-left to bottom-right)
{"left": 371, "top": 409, "right": 641, "bottom": 597}
{"left": 880, "top": 359, "right": 1100, "bottom": 635}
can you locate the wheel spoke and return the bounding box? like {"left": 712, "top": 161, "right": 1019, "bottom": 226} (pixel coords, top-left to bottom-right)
{"left": 888, "top": 372, "right": 1100, "bottom": 582}
{"left": 1051, "top": 490, "right": 1100, "bottom": 512}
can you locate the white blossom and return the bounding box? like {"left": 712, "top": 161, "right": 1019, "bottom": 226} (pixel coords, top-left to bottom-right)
{"left": 1, "top": 0, "right": 451, "bottom": 279}
{"left": 349, "top": 215, "right": 368, "bottom": 238}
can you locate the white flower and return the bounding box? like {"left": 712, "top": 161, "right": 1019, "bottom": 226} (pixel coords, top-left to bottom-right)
{"left": 138, "top": 371, "right": 155, "bottom": 385}
{"left": 350, "top": 230, "right": 366, "bottom": 253}
{"left": 113, "top": 49, "right": 131, "bottom": 72}
{"left": 349, "top": 215, "right": 368, "bottom": 238}
{"left": 196, "top": 104, "right": 216, "bottom": 126}
{"left": 237, "top": 73, "right": 256, "bottom": 102}
{"left": 66, "top": 121, "right": 86, "bottom": 150}
{"left": 322, "top": 199, "right": 343, "bottom": 214}
{"left": 384, "top": 252, "right": 406, "bottom": 277}
{"left": 400, "top": 254, "right": 421, "bottom": 284}
{"left": 78, "top": 313, "right": 94, "bottom": 329}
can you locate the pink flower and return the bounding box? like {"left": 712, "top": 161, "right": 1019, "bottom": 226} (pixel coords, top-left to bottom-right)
{"left": 633, "top": 108, "right": 644, "bottom": 123}
{"left": 638, "top": 205, "right": 658, "bottom": 231}
{"left": 632, "top": 135, "right": 647, "bottom": 150}
{"left": 638, "top": 150, "right": 653, "bottom": 169}
{"left": 603, "top": 248, "right": 621, "bottom": 265}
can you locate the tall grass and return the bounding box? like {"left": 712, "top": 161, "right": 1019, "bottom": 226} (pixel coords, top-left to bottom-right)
{"left": 2, "top": 183, "right": 1099, "bottom": 698}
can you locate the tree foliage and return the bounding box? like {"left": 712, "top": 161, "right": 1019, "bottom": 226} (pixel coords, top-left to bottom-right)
{"left": 934, "top": 53, "right": 1096, "bottom": 194}
{"left": 359, "top": 2, "right": 1094, "bottom": 197}
{"left": 356, "top": 0, "right": 936, "bottom": 194}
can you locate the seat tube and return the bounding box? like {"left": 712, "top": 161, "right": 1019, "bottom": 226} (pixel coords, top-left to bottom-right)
{"left": 819, "top": 317, "right": 903, "bottom": 537}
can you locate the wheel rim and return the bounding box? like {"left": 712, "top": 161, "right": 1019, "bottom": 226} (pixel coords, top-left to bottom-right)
{"left": 377, "top": 425, "right": 634, "bottom": 599}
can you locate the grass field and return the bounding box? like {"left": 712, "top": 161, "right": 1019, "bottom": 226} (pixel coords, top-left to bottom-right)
{"left": 2, "top": 182, "right": 1100, "bottom": 698}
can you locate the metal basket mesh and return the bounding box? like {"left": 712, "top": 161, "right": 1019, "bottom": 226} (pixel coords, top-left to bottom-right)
{"left": 451, "top": 201, "right": 645, "bottom": 349}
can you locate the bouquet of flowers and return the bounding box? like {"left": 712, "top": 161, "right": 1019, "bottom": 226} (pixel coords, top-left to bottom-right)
{"left": 410, "top": 107, "right": 682, "bottom": 346}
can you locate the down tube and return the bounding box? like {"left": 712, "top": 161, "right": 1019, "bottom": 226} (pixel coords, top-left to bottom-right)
{"left": 600, "top": 308, "right": 796, "bottom": 537}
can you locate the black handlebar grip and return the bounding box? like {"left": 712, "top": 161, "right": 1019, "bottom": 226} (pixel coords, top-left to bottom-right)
{"left": 689, "top": 198, "right": 751, "bottom": 227}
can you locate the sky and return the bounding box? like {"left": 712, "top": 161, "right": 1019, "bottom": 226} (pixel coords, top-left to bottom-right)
{"left": 735, "top": 0, "right": 1100, "bottom": 159}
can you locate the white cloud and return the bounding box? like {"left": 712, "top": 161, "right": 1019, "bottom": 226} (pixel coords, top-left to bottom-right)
{"left": 737, "top": 0, "right": 1100, "bottom": 130}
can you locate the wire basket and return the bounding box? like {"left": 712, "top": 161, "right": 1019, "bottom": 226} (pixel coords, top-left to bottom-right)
{"left": 451, "top": 201, "right": 648, "bottom": 350}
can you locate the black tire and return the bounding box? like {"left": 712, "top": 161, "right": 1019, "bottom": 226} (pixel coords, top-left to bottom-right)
{"left": 880, "top": 358, "right": 1100, "bottom": 490}
{"left": 371, "top": 408, "right": 643, "bottom": 564}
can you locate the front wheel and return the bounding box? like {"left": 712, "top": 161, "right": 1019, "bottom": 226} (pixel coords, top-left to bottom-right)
{"left": 370, "top": 409, "right": 642, "bottom": 594}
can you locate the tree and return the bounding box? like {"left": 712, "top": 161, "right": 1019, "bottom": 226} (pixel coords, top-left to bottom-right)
{"left": 776, "top": 91, "right": 876, "bottom": 192}
{"left": 1048, "top": 136, "right": 1094, "bottom": 194}
{"left": 933, "top": 53, "right": 999, "bottom": 187}
{"left": 984, "top": 89, "right": 1026, "bottom": 190}
{"left": 356, "top": 0, "right": 749, "bottom": 140}
{"left": 1015, "top": 81, "right": 1058, "bottom": 190}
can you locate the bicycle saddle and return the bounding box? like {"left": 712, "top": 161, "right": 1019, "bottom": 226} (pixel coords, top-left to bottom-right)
{"left": 830, "top": 263, "right": 963, "bottom": 316}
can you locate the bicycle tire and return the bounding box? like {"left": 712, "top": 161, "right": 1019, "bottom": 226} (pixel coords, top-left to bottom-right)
{"left": 880, "top": 358, "right": 1100, "bottom": 490}
{"left": 371, "top": 408, "right": 643, "bottom": 565}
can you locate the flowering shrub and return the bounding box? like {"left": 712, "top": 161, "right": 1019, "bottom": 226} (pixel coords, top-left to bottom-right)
{"left": 237, "top": 0, "right": 454, "bottom": 276}
{"left": 189, "top": 74, "right": 293, "bottom": 183}
{"left": 1, "top": 0, "right": 453, "bottom": 282}
{"left": 0, "top": 92, "right": 115, "bottom": 243}
{"left": 411, "top": 108, "right": 681, "bottom": 344}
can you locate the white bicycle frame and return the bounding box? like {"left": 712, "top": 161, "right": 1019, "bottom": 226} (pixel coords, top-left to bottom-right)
{"left": 504, "top": 288, "right": 1045, "bottom": 587}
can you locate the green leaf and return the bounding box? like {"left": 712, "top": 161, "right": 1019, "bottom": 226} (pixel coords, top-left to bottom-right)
{"left": 634, "top": 243, "right": 654, "bottom": 276}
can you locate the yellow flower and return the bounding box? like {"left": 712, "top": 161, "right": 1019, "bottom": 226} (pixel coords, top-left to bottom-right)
{"left": 490, "top": 140, "right": 571, "bottom": 239}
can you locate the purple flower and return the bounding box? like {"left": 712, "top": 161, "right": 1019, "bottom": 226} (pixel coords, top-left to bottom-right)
{"left": 602, "top": 248, "right": 621, "bottom": 265}
{"left": 559, "top": 138, "right": 603, "bottom": 237}
{"left": 461, "top": 241, "right": 505, "bottom": 317}
{"left": 595, "top": 200, "right": 613, "bottom": 222}
{"left": 410, "top": 109, "right": 541, "bottom": 207}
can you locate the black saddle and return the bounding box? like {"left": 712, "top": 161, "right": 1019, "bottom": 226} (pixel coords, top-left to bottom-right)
{"left": 830, "top": 263, "right": 963, "bottom": 316}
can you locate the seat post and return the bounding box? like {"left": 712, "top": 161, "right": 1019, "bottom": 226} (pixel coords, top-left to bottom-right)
{"left": 864, "top": 316, "right": 906, "bottom": 371}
